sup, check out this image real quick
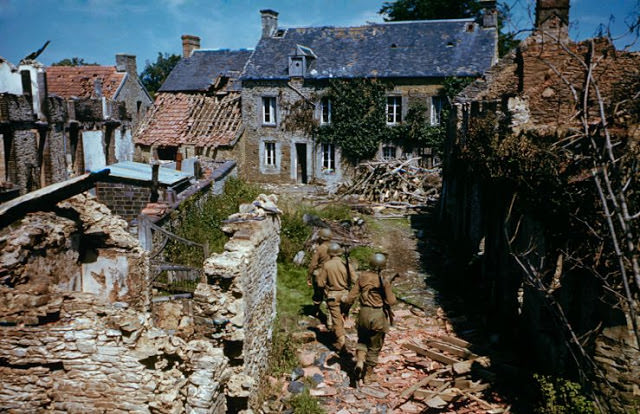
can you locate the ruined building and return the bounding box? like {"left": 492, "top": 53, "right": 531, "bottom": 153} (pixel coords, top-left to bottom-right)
{"left": 134, "top": 35, "right": 250, "bottom": 163}
{"left": 0, "top": 169, "right": 280, "bottom": 412}
{"left": 239, "top": 7, "right": 498, "bottom": 186}
{"left": 0, "top": 54, "right": 152, "bottom": 197}
{"left": 441, "top": 0, "right": 640, "bottom": 410}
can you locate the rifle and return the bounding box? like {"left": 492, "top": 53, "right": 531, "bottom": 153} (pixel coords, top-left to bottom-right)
{"left": 342, "top": 243, "right": 354, "bottom": 318}
{"left": 378, "top": 271, "right": 400, "bottom": 326}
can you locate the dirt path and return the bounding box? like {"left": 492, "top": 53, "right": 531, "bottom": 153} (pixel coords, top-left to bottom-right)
{"left": 282, "top": 207, "right": 510, "bottom": 414}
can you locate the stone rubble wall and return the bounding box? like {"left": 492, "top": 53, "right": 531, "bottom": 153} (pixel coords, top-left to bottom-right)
{"left": 194, "top": 194, "right": 281, "bottom": 408}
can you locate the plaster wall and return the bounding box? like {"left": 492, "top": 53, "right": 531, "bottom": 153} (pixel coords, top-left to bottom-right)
{"left": 82, "top": 130, "right": 106, "bottom": 172}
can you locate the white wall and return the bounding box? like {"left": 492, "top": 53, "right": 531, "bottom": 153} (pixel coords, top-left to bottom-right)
{"left": 82, "top": 130, "right": 106, "bottom": 172}
{"left": 115, "top": 128, "right": 134, "bottom": 162}
{"left": 0, "top": 61, "right": 22, "bottom": 94}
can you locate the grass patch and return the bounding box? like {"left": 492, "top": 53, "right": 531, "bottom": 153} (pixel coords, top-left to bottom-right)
{"left": 288, "top": 388, "right": 326, "bottom": 414}
{"left": 348, "top": 245, "right": 378, "bottom": 271}
{"left": 268, "top": 316, "right": 300, "bottom": 377}
{"left": 277, "top": 262, "right": 312, "bottom": 323}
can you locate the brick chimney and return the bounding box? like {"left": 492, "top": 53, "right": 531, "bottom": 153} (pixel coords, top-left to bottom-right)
{"left": 536, "top": 0, "right": 570, "bottom": 38}
{"left": 181, "top": 35, "right": 200, "bottom": 58}
{"left": 116, "top": 54, "right": 137, "bottom": 76}
{"left": 479, "top": 0, "right": 497, "bottom": 28}
{"left": 260, "top": 9, "right": 279, "bottom": 38}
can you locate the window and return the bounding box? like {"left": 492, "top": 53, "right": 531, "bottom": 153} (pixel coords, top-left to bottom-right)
{"left": 321, "top": 143, "right": 335, "bottom": 171}
{"left": 431, "top": 96, "right": 444, "bottom": 126}
{"left": 264, "top": 142, "right": 276, "bottom": 166}
{"left": 382, "top": 145, "right": 396, "bottom": 161}
{"left": 386, "top": 96, "right": 402, "bottom": 124}
{"left": 262, "top": 97, "right": 276, "bottom": 125}
{"left": 320, "top": 97, "right": 331, "bottom": 124}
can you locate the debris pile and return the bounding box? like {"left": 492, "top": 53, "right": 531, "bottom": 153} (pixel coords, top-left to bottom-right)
{"left": 338, "top": 158, "right": 441, "bottom": 206}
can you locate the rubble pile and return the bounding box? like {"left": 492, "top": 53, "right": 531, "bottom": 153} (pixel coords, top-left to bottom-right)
{"left": 272, "top": 303, "right": 509, "bottom": 414}
{"left": 337, "top": 158, "right": 441, "bottom": 206}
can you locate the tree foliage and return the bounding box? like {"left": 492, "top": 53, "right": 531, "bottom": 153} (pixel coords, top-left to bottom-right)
{"left": 51, "top": 57, "right": 98, "bottom": 66}
{"left": 139, "top": 52, "right": 181, "bottom": 98}
{"left": 379, "top": 0, "right": 519, "bottom": 56}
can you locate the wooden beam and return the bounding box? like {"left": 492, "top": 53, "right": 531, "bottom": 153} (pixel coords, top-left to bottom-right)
{"left": 438, "top": 335, "right": 471, "bottom": 349}
{"left": 426, "top": 340, "right": 477, "bottom": 359}
{"left": 403, "top": 342, "right": 461, "bottom": 365}
{"left": 0, "top": 169, "right": 110, "bottom": 228}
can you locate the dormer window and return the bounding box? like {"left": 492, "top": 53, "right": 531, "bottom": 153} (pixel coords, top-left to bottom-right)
{"left": 288, "top": 44, "right": 316, "bottom": 78}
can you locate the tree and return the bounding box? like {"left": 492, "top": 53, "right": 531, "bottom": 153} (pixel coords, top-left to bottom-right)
{"left": 139, "top": 52, "right": 181, "bottom": 98}
{"left": 51, "top": 57, "right": 98, "bottom": 66}
{"left": 379, "top": 0, "right": 480, "bottom": 21}
{"left": 379, "top": 0, "right": 519, "bottom": 56}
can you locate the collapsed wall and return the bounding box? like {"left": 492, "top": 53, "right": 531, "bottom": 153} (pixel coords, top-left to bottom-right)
{"left": 0, "top": 191, "right": 281, "bottom": 413}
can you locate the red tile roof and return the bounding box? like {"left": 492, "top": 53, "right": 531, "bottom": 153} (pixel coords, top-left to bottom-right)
{"left": 46, "top": 66, "right": 125, "bottom": 99}
{"left": 134, "top": 92, "right": 242, "bottom": 148}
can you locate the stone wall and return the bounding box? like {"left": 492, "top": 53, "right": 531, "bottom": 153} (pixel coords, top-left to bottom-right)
{"left": 241, "top": 78, "right": 443, "bottom": 187}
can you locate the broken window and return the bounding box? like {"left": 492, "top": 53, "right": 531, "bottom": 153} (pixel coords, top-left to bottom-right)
{"left": 431, "top": 96, "right": 444, "bottom": 126}
{"left": 321, "top": 143, "right": 335, "bottom": 172}
{"left": 264, "top": 142, "right": 276, "bottom": 167}
{"left": 386, "top": 96, "right": 402, "bottom": 125}
{"left": 262, "top": 97, "right": 277, "bottom": 125}
{"left": 320, "top": 97, "right": 331, "bottom": 125}
{"left": 382, "top": 145, "right": 396, "bottom": 160}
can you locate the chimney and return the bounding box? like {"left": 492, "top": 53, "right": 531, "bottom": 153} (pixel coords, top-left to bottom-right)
{"left": 479, "top": 0, "right": 497, "bottom": 28}
{"left": 536, "top": 0, "right": 570, "bottom": 37}
{"left": 260, "top": 9, "right": 279, "bottom": 38}
{"left": 181, "top": 35, "right": 200, "bottom": 58}
{"left": 116, "top": 54, "right": 138, "bottom": 77}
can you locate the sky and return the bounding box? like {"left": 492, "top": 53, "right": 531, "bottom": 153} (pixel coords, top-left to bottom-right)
{"left": 0, "top": 0, "right": 638, "bottom": 70}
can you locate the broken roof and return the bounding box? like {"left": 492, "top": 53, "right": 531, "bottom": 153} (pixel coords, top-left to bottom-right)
{"left": 242, "top": 19, "right": 497, "bottom": 80}
{"left": 46, "top": 66, "right": 125, "bottom": 99}
{"left": 134, "top": 92, "right": 243, "bottom": 148}
{"left": 159, "top": 49, "right": 252, "bottom": 92}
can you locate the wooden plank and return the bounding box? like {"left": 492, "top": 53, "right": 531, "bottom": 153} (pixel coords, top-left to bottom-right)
{"left": 438, "top": 335, "right": 471, "bottom": 349}
{"left": 414, "top": 388, "right": 459, "bottom": 403}
{"left": 426, "top": 340, "right": 477, "bottom": 359}
{"left": 403, "top": 342, "right": 461, "bottom": 365}
{"left": 393, "top": 367, "right": 450, "bottom": 408}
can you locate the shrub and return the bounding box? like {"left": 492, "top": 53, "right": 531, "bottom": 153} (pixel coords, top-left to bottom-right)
{"left": 533, "top": 374, "right": 595, "bottom": 414}
{"left": 288, "top": 388, "right": 326, "bottom": 414}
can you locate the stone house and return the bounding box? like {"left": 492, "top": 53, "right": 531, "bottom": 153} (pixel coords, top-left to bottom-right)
{"left": 440, "top": 0, "right": 640, "bottom": 409}
{"left": 46, "top": 54, "right": 153, "bottom": 169}
{"left": 238, "top": 8, "right": 498, "bottom": 186}
{"left": 134, "top": 35, "right": 251, "bottom": 163}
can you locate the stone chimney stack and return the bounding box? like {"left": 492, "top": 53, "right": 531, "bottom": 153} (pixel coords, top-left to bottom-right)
{"left": 116, "top": 54, "right": 137, "bottom": 76}
{"left": 260, "top": 9, "right": 279, "bottom": 38}
{"left": 181, "top": 35, "right": 201, "bottom": 58}
{"left": 479, "top": 0, "right": 497, "bottom": 28}
{"left": 536, "top": 0, "right": 570, "bottom": 38}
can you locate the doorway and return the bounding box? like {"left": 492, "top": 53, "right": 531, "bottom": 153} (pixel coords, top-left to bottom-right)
{"left": 295, "top": 143, "right": 308, "bottom": 184}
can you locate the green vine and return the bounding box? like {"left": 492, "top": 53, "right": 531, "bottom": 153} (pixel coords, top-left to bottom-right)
{"left": 314, "top": 78, "right": 389, "bottom": 163}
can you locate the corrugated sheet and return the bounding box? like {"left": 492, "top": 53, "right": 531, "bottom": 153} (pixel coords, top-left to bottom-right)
{"left": 104, "top": 161, "right": 192, "bottom": 186}
{"left": 242, "top": 19, "right": 497, "bottom": 80}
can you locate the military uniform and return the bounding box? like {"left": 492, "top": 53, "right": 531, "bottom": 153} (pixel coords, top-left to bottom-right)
{"left": 308, "top": 241, "right": 331, "bottom": 308}
{"left": 343, "top": 270, "right": 396, "bottom": 382}
{"left": 317, "top": 256, "right": 357, "bottom": 348}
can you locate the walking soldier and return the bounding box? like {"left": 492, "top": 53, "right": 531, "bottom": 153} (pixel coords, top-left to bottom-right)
{"left": 317, "top": 242, "right": 358, "bottom": 351}
{"left": 341, "top": 253, "right": 397, "bottom": 384}
{"left": 307, "top": 228, "right": 333, "bottom": 325}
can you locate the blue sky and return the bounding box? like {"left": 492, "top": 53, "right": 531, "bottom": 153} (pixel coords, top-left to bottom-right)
{"left": 0, "top": 0, "right": 638, "bottom": 70}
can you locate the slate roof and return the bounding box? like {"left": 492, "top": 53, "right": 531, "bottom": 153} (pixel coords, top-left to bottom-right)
{"left": 46, "top": 66, "right": 125, "bottom": 99}
{"left": 242, "top": 19, "right": 497, "bottom": 80}
{"left": 134, "top": 92, "right": 243, "bottom": 148}
{"left": 159, "top": 49, "right": 252, "bottom": 92}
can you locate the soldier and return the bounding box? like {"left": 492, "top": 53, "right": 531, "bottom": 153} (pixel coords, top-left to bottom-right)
{"left": 317, "top": 242, "right": 358, "bottom": 351}
{"left": 307, "top": 227, "right": 333, "bottom": 324}
{"left": 341, "top": 253, "right": 396, "bottom": 384}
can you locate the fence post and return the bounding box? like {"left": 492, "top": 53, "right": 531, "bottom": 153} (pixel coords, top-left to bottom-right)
{"left": 138, "top": 214, "right": 153, "bottom": 252}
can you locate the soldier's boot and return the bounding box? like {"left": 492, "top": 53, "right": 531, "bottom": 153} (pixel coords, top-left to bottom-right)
{"left": 333, "top": 335, "right": 346, "bottom": 352}
{"left": 363, "top": 365, "right": 378, "bottom": 385}
{"left": 354, "top": 350, "right": 366, "bottom": 380}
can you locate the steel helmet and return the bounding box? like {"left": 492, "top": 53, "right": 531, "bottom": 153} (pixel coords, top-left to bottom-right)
{"left": 327, "top": 242, "right": 343, "bottom": 256}
{"left": 369, "top": 253, "right": 387, "bottom": 270}
{"left": 318, "top": 228, "right": 332, "bottom": 241}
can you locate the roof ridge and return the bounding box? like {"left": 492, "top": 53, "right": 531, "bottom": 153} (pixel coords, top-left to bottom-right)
{"left": 279, "top": 17, "right": 475, "bottom": 32}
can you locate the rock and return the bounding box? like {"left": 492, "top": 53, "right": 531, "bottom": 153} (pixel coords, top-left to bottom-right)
{"left": 287, "top": 381, "right": 305, "bottom": 394}
{"left": 291, "top": 330, "right": 316, "bottom": 343}
{"left": 293, "top": 251, "right": 305, "bottom": 265}
{"left": 310, "top": 373, "right": 324, "bottom": 385}
{"left": 314, "top": 351, "right": 329, "bottom": 366}
{"left": 303, "top": 366, "right": 323, "bottom": 377}
{"left": 298, "top": 351, "right": 316, "bottom": 367}
{"left": 360, "top": 386, "right": 389, "bottom": 399}
{"left": 309, "top": 386, "right": 336, "bottom": 396}
{"left": 291, "top": 367, "right": 304, "bottom": 381}
{"left": 227, "top": 373, "right": 255, "bottom": 398}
